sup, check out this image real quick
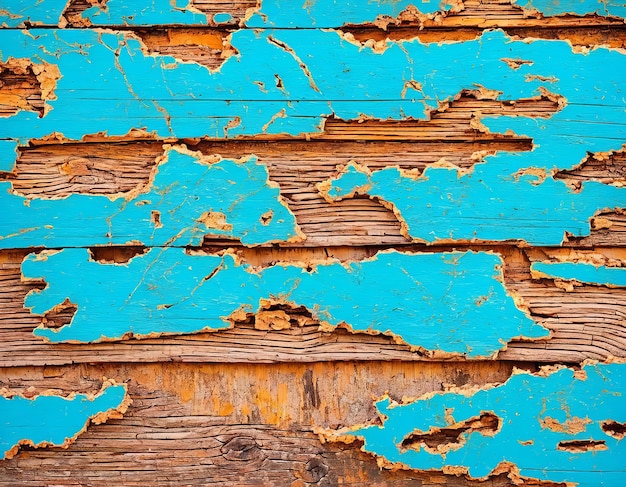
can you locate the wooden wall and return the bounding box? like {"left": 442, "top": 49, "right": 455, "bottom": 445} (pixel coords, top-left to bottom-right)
{"left": 1, "top": 0, "right": 625, "bottom": 485}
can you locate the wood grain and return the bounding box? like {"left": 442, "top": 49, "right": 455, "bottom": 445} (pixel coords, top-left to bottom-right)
{"left": 1, "top": 3, "right": 625, "bottom": 484}
{"left": 1, "top": 361, "right": 568, "bottom": 486}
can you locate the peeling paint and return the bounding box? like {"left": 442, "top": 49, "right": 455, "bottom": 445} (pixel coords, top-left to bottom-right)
{"left": 328, "top": 362, "right": 626, "bottom": 485}
{"left": 21, "top": 249, "right": 548, "bottom": 355}
{"left": 0, "top": 29, "right": 624, "bottom": 175}
{"left": 7, "top": 0, "right": 623, "bottom": 28}
{"left": 0, "top": 380, "right": 129, "bottom": 460}
{"left": 0, "top": 29, "right": 624, "bottom": 251}
{"left": 0, "top": 145, "right": 302, "bottom": 248}
{"left": 531, "top": 261, "right": 626, "bottom": 287}
{"left": 318, "top": 161, "right": 625, "bottom": 245}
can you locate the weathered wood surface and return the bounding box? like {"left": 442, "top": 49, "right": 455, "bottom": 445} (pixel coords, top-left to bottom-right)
{"left": 1, "top": 361, "right": 562, "bottom": 486}
{"left": 1, "top": 0, "right": 626, "bottom": 484}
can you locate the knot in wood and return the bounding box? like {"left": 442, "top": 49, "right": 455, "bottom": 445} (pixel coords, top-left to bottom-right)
{"left": 220, "top": 436, "right": 264, "bottom": 462}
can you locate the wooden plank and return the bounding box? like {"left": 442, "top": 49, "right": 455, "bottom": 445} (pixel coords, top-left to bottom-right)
{"left": 1, "top": 361, "right": 560, "bottom": 486}
{"left": 1, "top": 31, "right": 624, "bottom": 247}
{"left": 2, "top": 246, "right": 625, "bottom": 365}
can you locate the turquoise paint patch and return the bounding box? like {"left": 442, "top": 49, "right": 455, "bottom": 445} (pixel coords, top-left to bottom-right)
{"left": 343, "top": 362, "right": 626, "bottom": 485}
{"left": 0, "top": 0, "right": 66, "bottom": 27}
{"left": 0, "top": 146, "right": 300, "bottom": 248}
{"left": 532, "top": 261, "right": 626, "bottom": 287}
{"left": 0, "top": 140, "right": 18, "bottom": 172}
{"left": 23, "top": 249, "right": 548, "bottom": 356}
{"left": 0, "top": 383, "right": 127, "bottom": 459}
{"left": 320, "top": 163, "right": 625, "bottom": 245}
{"left": 516, "top": 0, "right": 626, "bottom": 18}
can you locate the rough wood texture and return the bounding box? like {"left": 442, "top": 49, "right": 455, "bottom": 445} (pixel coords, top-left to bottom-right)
{"left": 1, "top": 361, "right": 562, "bottom": 486}
{"left": 1, "top": 0, "right": 625, "bottom": 484}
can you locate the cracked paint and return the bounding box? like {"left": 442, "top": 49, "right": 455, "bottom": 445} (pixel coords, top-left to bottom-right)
{"left": 0, "top": 145, "right": 301, "bottom": 248}
{"left": 0, "top": 380, "right": 129, "bottom": 460}
{"left": 531, "top": 262, "right": 626, "bottom": 287}
{"left": 318, "top": 161, "right": 625, "bottom": 245}
{"left": 21, "top": 249, "right": 548, "bottom": 355}
{"left": 0, "top": 30, "right": 624, "bottom": 170}
{"left": 327, "top": 362, "right": 626, "bottom": 486}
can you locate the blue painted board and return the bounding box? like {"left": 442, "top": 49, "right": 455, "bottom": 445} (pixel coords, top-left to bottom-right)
{"left": 22, "top": 248, "right": 548, "bottom": 356}
{"left": 1, "top": 29, "right": 624, "bottom": 246}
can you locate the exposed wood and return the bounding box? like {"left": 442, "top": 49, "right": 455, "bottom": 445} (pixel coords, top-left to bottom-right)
{"left": 1, "top": 361, "right": 559, "bottom": 486}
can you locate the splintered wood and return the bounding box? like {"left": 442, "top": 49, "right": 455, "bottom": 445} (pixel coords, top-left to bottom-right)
{"left": 1, "top": 0, "right": 625, "bottom": 485}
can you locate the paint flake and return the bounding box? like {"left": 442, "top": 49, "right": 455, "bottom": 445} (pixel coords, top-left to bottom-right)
{"left": 318, "top": 161, "right": 625, "bottom": 245}
{"left": 22, "top": 249, "right": 548, "bottom": 356}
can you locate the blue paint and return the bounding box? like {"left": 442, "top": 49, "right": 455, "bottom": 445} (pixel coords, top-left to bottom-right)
{"left": 0, "top": 146, "right": 300, "bottom": 248}
{"left": 342, "top": 362, "right": 626, "bottom": 485}
{"left": 0, "top": 383, "right": 127, "bottom": 459}
{"left": 532, "top": 261, "right": 626, "bottom": 287}
{"left": 0, "top": 140, "right": 17, "bottom": 172}
{"left": 1, "top": 30, "right": 624, "bottom": 244}
{"left": 320, "top": 163, "right": 625, "bottom": 245}
{"left": 23, "top": 249, "right": 548, "bottom": 356}
{"left": 516, "top": 0, "right": 626, "bottom": 18}
{"left": 0, "top": 0, "right": 66, "bottom": 27}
